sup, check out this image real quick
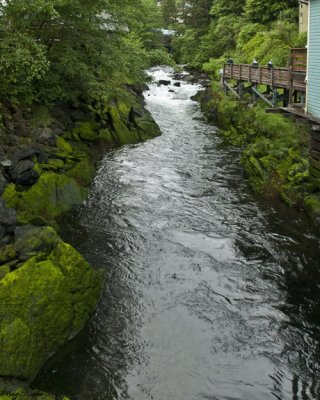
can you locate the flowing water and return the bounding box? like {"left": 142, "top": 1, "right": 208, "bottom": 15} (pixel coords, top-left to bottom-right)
{"left": 36, "top": 67, "right": 320, "bottom": 400}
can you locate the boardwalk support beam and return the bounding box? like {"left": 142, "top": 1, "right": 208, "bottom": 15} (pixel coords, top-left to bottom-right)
{"left": 251, "top": 86, "right": 274, "bottom": 108}
{"left": 223, "top": 80, "right": 241, "bottom": 99}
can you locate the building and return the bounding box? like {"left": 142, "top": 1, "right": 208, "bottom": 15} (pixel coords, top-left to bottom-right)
{"left": 306, "top": 0, "right": 320, "bottom": 119}
{"left": 299, "top": 2, "right": 309, "bottom": 33}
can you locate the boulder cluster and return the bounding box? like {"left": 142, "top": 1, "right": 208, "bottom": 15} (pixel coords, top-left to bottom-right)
{"left": 0, "top": 92, "right": 161, "bottom": 398}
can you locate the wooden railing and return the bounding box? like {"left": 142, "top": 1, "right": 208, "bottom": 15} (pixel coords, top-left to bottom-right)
{"left": 223, "top": 64, "right": 306, "bottom": 93}
{"left": 222, "top": 48, "right": 307, "bottom": 94}
{"left": 223, "top": 64, "right": 290, "bottom": 87}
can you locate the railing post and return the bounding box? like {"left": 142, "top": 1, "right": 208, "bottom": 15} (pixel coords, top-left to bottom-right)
{"left": 259, "top": 67, "right": 262, "bottom": 84}
{"left": 288, "top": 66, "right": 293, "bottom": 106}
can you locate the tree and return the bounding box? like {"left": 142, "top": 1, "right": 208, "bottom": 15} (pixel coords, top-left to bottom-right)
{"left": 210, "top": 0, "right": 246, "bottom": 18}
{"left": 244, "top": 0, "right": 298, "bottom": 24}
{"left": 161, "top": 0, "right": 177, "bottom": 27}
{"left": 0, "top": 0, "right": 163, "bottom": 105}
{"left": 178, "top": 0, "right": 213, "bottom": 32}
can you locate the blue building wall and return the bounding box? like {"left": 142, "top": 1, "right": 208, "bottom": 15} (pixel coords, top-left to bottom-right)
{"left": 308, "top": 0, "right": 320, "bottom": 118}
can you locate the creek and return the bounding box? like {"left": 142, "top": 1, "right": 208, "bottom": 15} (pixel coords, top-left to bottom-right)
{"left": 35, "top": 67, "right": 320, "bottom": 400}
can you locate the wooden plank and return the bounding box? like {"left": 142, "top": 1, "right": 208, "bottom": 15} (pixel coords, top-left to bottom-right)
{"left": 281, "top": 107, "right": 320, "bottom": 124}
{"left": 310, "top": 149, "right": 320, "bottom": 161}
{"left": 309, "top": 165, "right": 320, "bottom": 179}
{"left": 291, "top": 48, "right": 307, "bottom": 72}
{"left": 265, "top": 108, "right": 286, "bottom": 113}
{"left": 309, "top": 175, "right": 320, "bottom": 188}
{"left": 311, "top": 135, "right": 320, "bottom": 148}
{"left": 251, "top": 86, "right": 274, "bottom": 107}
{"left": 310, "top": 157, "right": 320, "bottom": 171}
{"left": 312, "top": 124, "right": 320, "bottom": 132}
{"left": 222, "top": 62, "right": 305, "bottom": 93}
{"left": 224, "top": 80, "right": 241, "bottom": 99}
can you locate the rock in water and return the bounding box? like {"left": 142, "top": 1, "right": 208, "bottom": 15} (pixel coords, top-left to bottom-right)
{"left": 158, "top": 80, "right": 171, "bottom": 86}
{"left": 0, "top": 226, "right": 101, "bottom": 380}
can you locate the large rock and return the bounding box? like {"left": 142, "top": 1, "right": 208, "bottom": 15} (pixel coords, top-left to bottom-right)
{"left": 0, "top": 378, "right": 69, "bottom": 400}
{"left": 0, "top": 226, "right": 101, "bottom": 380}
{"left": 0, "top": 171, "right": 7, "bottom": 196}
{"left": 9, "top": 160, "right": 39, "bottom": 187}
{"left": 0, "top": 200, "right": 16, "bottom": 240}
{"left": 0, "top": 388, "right": 69, "bottom": 399}
{"left": 158, "top": 80, "right": 171, "bottom": 86}
{"left": 65, "top": 159, "right": 95, "bottom": 187}
{"left": 109, "top": 103, "right": 140, "bottom": 145}
{"left": 2, "top": 172, "right": 87, "bottom": 224}
{"left": 130, "top": 107, "right": 161, "bottom": 142}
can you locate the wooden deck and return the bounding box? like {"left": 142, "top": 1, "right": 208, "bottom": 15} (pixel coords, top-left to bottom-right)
{"left": 222, "top": 48, "right": 307, "bottom": 107}
{"left": 223, "top": 64, "right": 306, "bottom": 93}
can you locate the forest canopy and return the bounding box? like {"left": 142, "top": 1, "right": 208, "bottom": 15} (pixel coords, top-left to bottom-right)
{"left": 0, "top": 0, "right": 168, "bottom": 106}
{"left": 159, "top": 0, "right": 307, "bottom": 74}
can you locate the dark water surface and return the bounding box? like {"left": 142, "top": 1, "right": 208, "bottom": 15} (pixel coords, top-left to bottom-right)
{"left": 35, "top": 67, "right": 320, "bottom": 400}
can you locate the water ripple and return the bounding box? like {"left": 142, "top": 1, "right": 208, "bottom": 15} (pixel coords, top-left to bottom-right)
{"left": 35, "top": 66, "right": 320, "bottom": 400}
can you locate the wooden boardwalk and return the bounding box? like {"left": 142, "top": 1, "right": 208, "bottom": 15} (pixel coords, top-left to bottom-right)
{"left": 222, "top": 48, "right": 307, "bottom": 107}
{"left": 223, "top": 64, "right": 306, "bottom": 92}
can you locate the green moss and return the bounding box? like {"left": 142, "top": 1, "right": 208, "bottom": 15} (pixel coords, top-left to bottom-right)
{"left": 0, "top": 245, "right": 16, "bottom": 265}
{"left": 304, "top": 194, "right": 320, "bottom": 219}
{"left": 2, "top": 173, "right": 87, "bottom": 224}
{"left": 30, "top": 106, "right": 53, "bottom": 129}
{"left": 0, "top": 235, "right": 101, "bottom": 380}
{"left": 109, "top": 104, "right": 140, "bottom": 145}
{"left": 72, "top": 122, "right": 98, "bottom": 142}
{"left": 15, "top": 226, "right": 60, "bottom": 258}
{"left": 40, "top": 159, "right": 65, "bottom": 171}
{"left": 56, "top": 137, "right": 73, "bottom": 155}
{"left": 0, "top": 387, "right": 69, "bottom": 399}
{"left": 33, "top": 163, "right": 42, "bottom": 176}
{"left": 65, "top": 158, "right": 95, "bottom": 187}
{"left": 133, "top": 116, "right": 161, "bottom": 141}
{"left": 98, "top": 128, "right": 114, "bottom": 143}
{"left": 201, "top": 88, "right": 309, "bottom": 206}
{"left": 0, "top": 265, "right": 10, "bottom": 280}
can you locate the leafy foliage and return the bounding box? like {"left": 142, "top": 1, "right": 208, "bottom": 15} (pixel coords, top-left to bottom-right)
{"left": 0, "top": 0, "right": 164, "bottom": 106}
{"left": 164, "top": 0, "right": 305, "bottom": 73}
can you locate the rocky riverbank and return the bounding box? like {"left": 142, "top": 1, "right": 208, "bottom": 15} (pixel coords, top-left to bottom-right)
{"left": 195, "top": 86, "right": 320, "bottom": 224}
{"left": 0, "top": 87, "right": 161, "bottom": 399}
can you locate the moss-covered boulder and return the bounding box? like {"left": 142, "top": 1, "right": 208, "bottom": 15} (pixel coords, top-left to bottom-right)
{"left": 0, "top": 265, "right": 10, "bottom": 280}
{"left": 56, "top": 137, "right": 73, "bottom": 155}
{"left": 131, "top": 108, "right": 161, "bottom": 142}
{"left": 40, "top": 159, "right": 65, "bottom": 171}
{"left": 65, "top": 159, "right": 95, "bottom": 187}
{"left": 72, "top": 122, "right": 98, "bottom": 142}
{"left": 109, "top": 104, "right": 140, "bottom": 145}
{"left": 2, "top": 173, "right": 87, "bottom": 224}
{"left": 14, "top": 226, "right": 60, "bottom": 259}
{"left": 0, "top": 245, "right": 16, "bottom": 264}
{"left": 0, "top": 227, "right": 101, "bottom": 380}
{"left": 0, "top": 388, "right": 69, "bottom": 399}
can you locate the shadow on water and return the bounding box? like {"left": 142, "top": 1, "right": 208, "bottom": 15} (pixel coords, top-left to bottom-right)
{"left": 34, "top": 67, "right": 320, "bottom": 400}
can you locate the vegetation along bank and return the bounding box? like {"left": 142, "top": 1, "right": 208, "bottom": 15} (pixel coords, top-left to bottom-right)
{"left": 161, "top": 0, "right": 320, "bottom": 221}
